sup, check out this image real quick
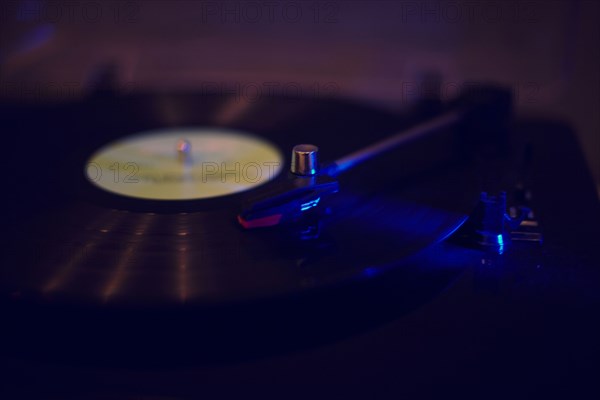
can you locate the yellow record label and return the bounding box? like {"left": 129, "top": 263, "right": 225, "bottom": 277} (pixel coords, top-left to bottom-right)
{"left": 85, "top": 128, "right": 283, "bottom": 200}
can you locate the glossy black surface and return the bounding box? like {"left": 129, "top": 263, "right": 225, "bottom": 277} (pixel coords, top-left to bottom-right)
{"left": 0, "top": 93, "right": 477, "bottom": 306}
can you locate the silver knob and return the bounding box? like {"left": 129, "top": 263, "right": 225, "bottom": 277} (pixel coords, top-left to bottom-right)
{"left": 291, "top": 144, "right": 319, "bottom": 176}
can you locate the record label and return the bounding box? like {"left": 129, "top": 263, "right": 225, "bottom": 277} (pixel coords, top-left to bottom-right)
{"left": 85, "top": 127, "right": 284, "bottom": 200}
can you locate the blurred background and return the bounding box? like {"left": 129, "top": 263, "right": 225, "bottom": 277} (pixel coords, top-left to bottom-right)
{"left": 1, "top": 0, "right": 598, "bottom": 195}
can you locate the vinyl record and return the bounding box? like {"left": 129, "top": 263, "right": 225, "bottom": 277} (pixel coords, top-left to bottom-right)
{"left": 0, "top": 92, "right": 477, "bottom": 304}
{"left": 0, "top": 93, "right": 481, "bottom": 362}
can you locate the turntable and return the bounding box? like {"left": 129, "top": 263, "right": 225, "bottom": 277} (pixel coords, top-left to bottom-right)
{"left": 0, "top": 84, "right": 599, "bottom": 399}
